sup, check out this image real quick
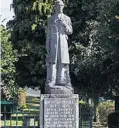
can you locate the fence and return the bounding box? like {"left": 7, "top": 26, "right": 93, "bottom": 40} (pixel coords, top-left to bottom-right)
{"left": 1, "top": 97, "right": 40, "bottom": 128}
{"left": 1, "top": 100, "right": 93, "bottom": 128}
{"left": 79, "top": 105, "right": 93, "bottom": 128}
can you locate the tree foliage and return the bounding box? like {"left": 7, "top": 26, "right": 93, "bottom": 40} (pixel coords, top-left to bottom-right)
{"left": 67, "top": 0, "right": 119, "bottom": 99}
{"left": 97, "top": 101, "right": 114, "bottom": 125}
{"left": 8, "top": 0, "right": 53, "bottom": 92}
{"left": 1, "top": 25, "right": 17, "bottom": 100}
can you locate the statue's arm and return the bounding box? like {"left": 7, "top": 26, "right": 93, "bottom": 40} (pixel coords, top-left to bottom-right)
{"left": 64, "top": 17, "right": 73, "bottom": 35}
{"left": 46, "top": 18, "right": 51, "bottom": 55}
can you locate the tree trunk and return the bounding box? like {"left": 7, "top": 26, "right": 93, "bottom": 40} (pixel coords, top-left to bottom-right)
{"left": 93, "top": 97, "right": 99, "bottom": 122}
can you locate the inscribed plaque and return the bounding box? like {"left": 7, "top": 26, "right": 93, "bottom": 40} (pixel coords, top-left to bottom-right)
{"left": 44, "top": 98, "right": 78, "bottom": 128}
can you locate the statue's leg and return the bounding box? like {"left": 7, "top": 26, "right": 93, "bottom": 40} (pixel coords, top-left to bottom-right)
{"left": 56, "top": 63, "right": 66, "bottom": 85}
{"left": 46, "top": 64, "right": 57, "bottom": 86}
{"left": 56, "top": 64, "right": 72, "bottom": 86}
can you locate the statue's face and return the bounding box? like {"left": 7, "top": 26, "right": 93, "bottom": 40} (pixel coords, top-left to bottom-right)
{"left": 55, "top": 2, "right": 64, "bottom": 13}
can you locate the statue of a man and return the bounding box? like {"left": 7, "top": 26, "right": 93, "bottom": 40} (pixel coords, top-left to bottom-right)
{"left": 46, "top": 0, "right": 73, "bottom": 87}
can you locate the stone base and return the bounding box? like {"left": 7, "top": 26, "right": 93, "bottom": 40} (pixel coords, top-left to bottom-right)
{"left": 45, "top": 84, "right": 74, "bottom": 94}
{"left": 40, "top": 94, "right": 79, "bottom": 128}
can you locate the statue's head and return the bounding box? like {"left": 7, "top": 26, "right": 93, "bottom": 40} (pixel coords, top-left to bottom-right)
{"left": 54, "top": 0, "right": 64, "bottom": 13}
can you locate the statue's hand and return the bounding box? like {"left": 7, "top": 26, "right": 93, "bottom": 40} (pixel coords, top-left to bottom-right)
{"left": 60, "top": 20, "right": 67, "bottom": 28}
{"left": 59, "top": 18, "right": 72, "bottom": 35}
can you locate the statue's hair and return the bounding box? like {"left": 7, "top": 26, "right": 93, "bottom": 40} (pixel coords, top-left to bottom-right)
{"left": 55, "top": 0, "right": 64, "bottom": 6}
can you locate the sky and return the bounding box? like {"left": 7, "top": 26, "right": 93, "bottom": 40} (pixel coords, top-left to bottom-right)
{"left": 0, "top": 0, "right": 14, "bottom": 26}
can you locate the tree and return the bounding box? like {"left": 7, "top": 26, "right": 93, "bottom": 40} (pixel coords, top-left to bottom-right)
{"left": 67, "top": 0, "right": 119, "bottom": 99}
{"left": 1, "top": 25, "right": 17, "bottom": 100}
{"left": 95, "top": 0, "right": 119, "bottom": 97}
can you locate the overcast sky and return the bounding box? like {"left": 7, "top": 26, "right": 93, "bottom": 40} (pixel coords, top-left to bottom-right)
{"left": 0, "top": 0, "right": 14, "bottom": 26}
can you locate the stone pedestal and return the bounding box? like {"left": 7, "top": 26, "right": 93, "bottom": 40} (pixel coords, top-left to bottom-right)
{"left": 45, "top": 84, "right": 74, "bottom": 94}
{"left": 40, "top": 94, "right": 79, "bottom": 128}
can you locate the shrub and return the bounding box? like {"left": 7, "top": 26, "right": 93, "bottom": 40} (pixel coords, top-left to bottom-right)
{"left": 18, "top": 89, "right": 27, "bottom": 109}
{"left": 97, "top": 101, "right": 114, "bottom": 125}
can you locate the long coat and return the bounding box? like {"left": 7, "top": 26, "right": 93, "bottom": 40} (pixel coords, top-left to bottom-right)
{"left": 46, "top": 13, "right": 73, "bottom": 64}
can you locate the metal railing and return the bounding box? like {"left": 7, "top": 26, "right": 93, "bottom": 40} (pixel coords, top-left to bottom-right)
{"left": 79, "top": 105, "right": 93, "bottom": 128}
{"left": 1, "top": 100, "right": 39, "bottom": 128}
